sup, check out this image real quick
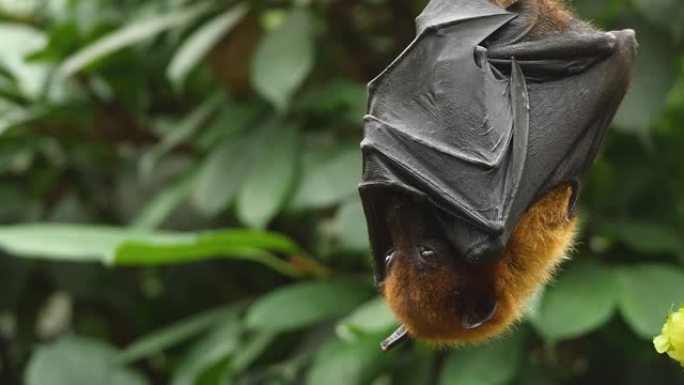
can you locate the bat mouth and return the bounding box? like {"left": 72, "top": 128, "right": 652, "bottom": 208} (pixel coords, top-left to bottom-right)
{"left": 461, "top": 298, "right": 498, "bottom": 329}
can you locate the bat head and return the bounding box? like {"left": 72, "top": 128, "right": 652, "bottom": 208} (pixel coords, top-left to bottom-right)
{"left": 381, "top": 186, "right": 577, "bottom": 346}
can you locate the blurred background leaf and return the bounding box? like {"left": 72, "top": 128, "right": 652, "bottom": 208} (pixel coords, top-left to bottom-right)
{"left": 167, "top": 4, "right": 248, "bottom": 91}
{"left": 439, "top": 332, "right": 525, "bottom": 385}
{"left": 532, "top": 261, "right": 618, "bottom": 343}
{"left": 245, "top": 280, "right": 373, "bottom": 332}
{"left": 251, "top": 8, "right": 314, "bottom": 113}
{"left": 617, "top": 264, "right": 684, "bottom": 339}
{"left": 25, "top": 337, "right": 149, "bottom": 385}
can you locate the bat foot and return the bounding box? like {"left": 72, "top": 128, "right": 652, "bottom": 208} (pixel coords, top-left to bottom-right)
{"left": 381, "top": 325, "right": 409, "bottom": 352}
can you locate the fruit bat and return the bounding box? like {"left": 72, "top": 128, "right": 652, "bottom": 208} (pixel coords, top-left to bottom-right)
{"left": 358, "top": 0, "right": 637, "bottom": 350}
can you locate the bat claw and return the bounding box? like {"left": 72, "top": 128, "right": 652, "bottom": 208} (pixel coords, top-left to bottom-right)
{"left": 381, "top": 325, "right": 409, "bottom": 352}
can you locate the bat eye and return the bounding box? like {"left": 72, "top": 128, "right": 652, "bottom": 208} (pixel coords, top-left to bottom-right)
{"left": 418, "top": 246, "right": 439, "bottom": 266}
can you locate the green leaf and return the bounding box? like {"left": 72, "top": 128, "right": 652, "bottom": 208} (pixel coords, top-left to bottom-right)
{"left": 196, "top": 102, "right": 264, "bottom": 149}
{"left": 130, "top": 173, "right": 195, "bottom": 229}
{"left": 169, "top": 310, "right": 276, "bottom": 385}
{"left": 616, "top": 264, "right": 684, "bottom": 339}
{"left": 246, "top": 280, "right": 373, "bottom": 332}
{"left": 171, "top": 309, "right": 244, "bottom": 385}
{"left": 58, "top": 3, "right": 212, "bottom": 77}
{"left": 392, "top": 352, "right": 435, "bottom": 385}
{"left": 236, "top": 122, "right": 300, "bottom": 229}
{"left": 0, "top": 23, "right": 52, "bottom": 101}
{"left": 532, "top": 261, "right": 617, "bottom": 342}
{"left": 597, "top": 221, "right": 684, "bottom": 255}
{"left": 114, "top": 230, "right": 301, "bottom": 277}
{"left": 0, "top": 224, "right": 182, "bottom": 263}
{"left": 192, "top": 124, "right": 269, "bottom": 216}
{"left": 25, "top": 336, "right": 148, "bottom": 385}
{"left": 298, "top": 79, "right": 366, "bottom": 123}
{"left": 0, "top": 0, "right": 40, "bottom": 18}
{"left": 140, "top": 93, "right": 224, "bottom": 180}
{"left": 251, "top": 8, "right": 314, "bottom": 112}
{"left": 289, "top": 145, "right": 362, "bottom": 210}
{"left": 612, "top": 23, "right": 677, "bottom": 137}
{"left": 439, "top": 332, "right": 525, "bottom": 385}
{"left": 336, "top": 296, "right": 397, "bottom": 342}
{"left": 0, "top": 99, "right": 43, "bottom": 135}
{"left": 117, "top": 304, "right": 237, "bottom": 364}
{"left": 167, "top": 4, "right": 248, "bottom": 90}
{"left": 0, "top": 23, "right": 46, "bottom": 64}
{"left": 0, "top": 224, "right": 302, "bottom": 276}
{"left": 333, "top": 198, "right": 370, "bottom": 252}
{"left": 306, "top": 337, "right": 387, "bottom": 385}
{"left": 226, "top": 331, "right": 277, "bottom": 375}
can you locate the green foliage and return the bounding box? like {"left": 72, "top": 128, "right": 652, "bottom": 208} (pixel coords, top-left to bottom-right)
{"left": 439, "top": 332, "right": 525, "bottom": 385}
{"left": 236, "top": 121, "right": 300, "bottom": 229}
{"left": 306, "top": 336, "right": 388, "bottom": 385}
{"left": 167, "top": 4, "right": 248, "bottom": 91}
{"left": 531, "top": 261, "right": 618, "bottom": 343}
{"left": 246, "top": 280, "right": 373, "bottom": 332}
{"left": 0, "top": 0, "right": 683, "bottom": 384}
{"left": 251, "top": 8, "right": 314, "bottom": 113}
{"left": 617, "top": 265, "right": 684, "bottom": 338}
{"left": 0, "top": 224, "right": 303, "bottom": 275}
{"left": 289, "top": 144, "right": 362, "bottom": 210}
{"left": 336, "top": 296, "right": 397, "bottom": 342}
{"left": 25, "top": 337, "right": 149, "bottom": 385}
{"left": 58, "top": 3, "right": 214, "bottom": 78}
{"left": 117, "top": 305, "right": 238, "bottom": 364}
{"left": 612, "top": 19, "right": 678, "bottom": 138}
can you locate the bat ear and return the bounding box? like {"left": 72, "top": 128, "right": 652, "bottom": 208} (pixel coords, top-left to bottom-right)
{"left": 461, "top": 292, "right": 497, "bottom": 329}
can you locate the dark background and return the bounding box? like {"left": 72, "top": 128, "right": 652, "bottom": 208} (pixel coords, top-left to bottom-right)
{"left": 0, "top": 0, "right": 683, "bottom": 384}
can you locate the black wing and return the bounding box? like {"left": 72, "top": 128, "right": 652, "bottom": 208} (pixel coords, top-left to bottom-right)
{"left": 360, "top": 0, "right": 637, "bottom": 284}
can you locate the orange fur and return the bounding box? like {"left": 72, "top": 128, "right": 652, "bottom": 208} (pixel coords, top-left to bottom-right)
{"left": 493, "top": 0, "right": 518, "bottom": 8}
{"left": 491, "top": 0, "right": 573, "bottom": 37}
{"left": 526, "top": 0, "right": 573, "bottom": 37}
{"left": 383, "top": 186, "right": 577, "bottom": 345}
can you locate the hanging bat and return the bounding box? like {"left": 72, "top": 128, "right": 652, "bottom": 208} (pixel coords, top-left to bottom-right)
{"left": 359, "top": 0, "right": 637, "bottom": 350}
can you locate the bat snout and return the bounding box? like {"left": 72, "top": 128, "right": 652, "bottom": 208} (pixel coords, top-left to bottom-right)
{"left": 460, "top": 293, "right": 498, "bottom": 329}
